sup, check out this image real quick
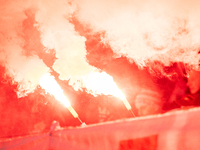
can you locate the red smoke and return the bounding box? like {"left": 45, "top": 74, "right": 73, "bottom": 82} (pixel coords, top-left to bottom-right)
{"left": 0, "top": 0, "right": 197, "bottom": 138}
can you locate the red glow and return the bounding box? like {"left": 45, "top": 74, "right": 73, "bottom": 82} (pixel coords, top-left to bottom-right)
{"left": 0, "top": 2, "right": 198, "bottom": 147}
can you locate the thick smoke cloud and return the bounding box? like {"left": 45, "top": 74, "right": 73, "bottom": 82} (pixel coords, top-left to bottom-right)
{"left": 35, "top": 0, "right": 95, "bottom": 84}
{"left": 1, "top": 0, "right": 200, "bottom": 96}
{"left": 0, "top": 0, "right": 49, "bottom": 97}
{"left": 0, "top": 0, "right": 95, "bottom": 96}
{"left": 75, "top": 0, "right": 200, "bottom": 68}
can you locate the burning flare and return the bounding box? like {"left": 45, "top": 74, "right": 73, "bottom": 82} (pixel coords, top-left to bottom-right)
{"left": 39, "top": 73, "right": 79, "bottom": 118}
{"left": 80, "top": 71, "right": 132, "bottom": 111}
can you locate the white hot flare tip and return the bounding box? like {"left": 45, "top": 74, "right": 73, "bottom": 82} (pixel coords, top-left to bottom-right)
{"left": 39, "top": 73, "right": 71, "bottom": 108}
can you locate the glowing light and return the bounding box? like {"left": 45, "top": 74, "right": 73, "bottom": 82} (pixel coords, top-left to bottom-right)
{"left": 39, "top": 73, "right": 78, "bottom": 118}
{"left": 81, "top": 71, "right": 132, "bottom": 110}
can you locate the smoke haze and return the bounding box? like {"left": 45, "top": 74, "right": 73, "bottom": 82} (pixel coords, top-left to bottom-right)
{"left": 75, "top": 0, "right": 200, "bottom": 67}
{"left": 0, "top": 0, "right": 49, "bottom": 97}
{"left": 1, "top": 0, "right": 200, "bottom": 96}
{"left": 2, "top": 0, "right": 200, "bottom": 138}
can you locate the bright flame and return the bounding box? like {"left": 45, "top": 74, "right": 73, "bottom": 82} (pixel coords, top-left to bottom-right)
{"left": 39, "top": 73, "right": 78, "bottom": 118}
{"left": 81, "top": 71, "right": 132, "bottom": 110}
